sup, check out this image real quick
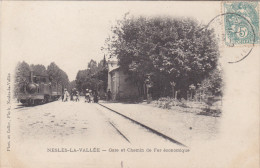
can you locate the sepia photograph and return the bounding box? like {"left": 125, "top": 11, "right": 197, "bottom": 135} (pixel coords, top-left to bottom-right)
{"left": 1, "top": 1, "right": 259, "bottom": 168}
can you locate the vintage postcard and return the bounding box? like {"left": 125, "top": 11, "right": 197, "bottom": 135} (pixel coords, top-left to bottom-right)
{"left": 0, "top": 1, "right": 259, "bottom": 168}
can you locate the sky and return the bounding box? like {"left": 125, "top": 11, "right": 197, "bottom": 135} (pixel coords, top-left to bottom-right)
{"left": 2, "top": 1, "right": 220, "bottom": 81}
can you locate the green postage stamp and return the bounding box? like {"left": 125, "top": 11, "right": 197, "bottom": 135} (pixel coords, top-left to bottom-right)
{"left": 224, "top": 1, "right": 259, "bottom": 46}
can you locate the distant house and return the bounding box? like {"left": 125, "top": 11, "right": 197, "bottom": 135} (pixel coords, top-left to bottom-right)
{"left": 107, "top": 60, "right": 139, "bottom": 100}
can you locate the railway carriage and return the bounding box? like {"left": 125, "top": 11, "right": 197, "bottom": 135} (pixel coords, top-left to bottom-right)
{"left": 18, "top": 71, "right": 62, "bottom": 106}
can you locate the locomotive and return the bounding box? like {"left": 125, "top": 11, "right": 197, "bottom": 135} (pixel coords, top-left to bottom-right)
{"left": 18, "top": 71, "right": 62, "bottom": 106}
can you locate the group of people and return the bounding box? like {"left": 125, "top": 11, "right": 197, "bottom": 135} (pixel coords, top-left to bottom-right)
{"left": 61, "top": 88, "right": 79, "bottom": 102}
{"left": 85, "top": 89, "right": 98, "bottom": 103}
{"left": 71, "top": 88, "right": 80, "bottom": 102}
{"left": 61, "top": 88, "right": 112, "bottom": 103}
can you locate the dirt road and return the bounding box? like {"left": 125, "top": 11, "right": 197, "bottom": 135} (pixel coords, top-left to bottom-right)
{"left": 14, "top": 100, "right": 182, "bottom": 147}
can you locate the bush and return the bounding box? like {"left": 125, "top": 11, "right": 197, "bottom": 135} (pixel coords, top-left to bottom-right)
{"left": 152, "top": 97, "right": 184, "bottom": 109}
{"left": 179, "top": 98, "right": 189, "bottom": 108}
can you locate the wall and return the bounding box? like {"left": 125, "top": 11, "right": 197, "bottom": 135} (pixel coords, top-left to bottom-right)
{"left": 117, "top": 70, "right": 139, "bottom": 100}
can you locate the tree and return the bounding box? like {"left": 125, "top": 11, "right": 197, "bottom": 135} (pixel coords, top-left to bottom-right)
{"left": 30, "top": 64, "right": 48, "bottom": 76}
{"left": 76, "top": 69, "right": 96, "bottom": 92}
{"left": 14, "top": 61, "right": 31, "bottom": 97}
{"left": 47, "top": 62, "right": 69, "bottom": 89}
{"left": 75, "top": 57, "right": 108, "bottom": 93}
{"left": 104, "top": 15, "right": 221, "bottom": 99}
{"left": 96, "top": 56, "right": 108, "bottom": 92}
{"left": 88, "top": 59, "right": 98, "bottom": 74}
{"left": 196, "top": 67, "right": 223, "bottom": 98}
{"left": 68, "top": 80, "right": 77, "bottom": 92}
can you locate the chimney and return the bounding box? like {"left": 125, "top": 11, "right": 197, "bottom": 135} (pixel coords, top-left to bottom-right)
{"left": 30, "top": 71, "right": 34, "bottom": 83}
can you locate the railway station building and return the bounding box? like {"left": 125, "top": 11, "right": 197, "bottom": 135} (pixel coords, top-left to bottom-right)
{"left": 107, "top": 59, "right": 139, "bottom": 100}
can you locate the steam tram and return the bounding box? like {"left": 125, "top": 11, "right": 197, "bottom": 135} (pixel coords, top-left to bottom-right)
{"left": 18, "top": 71, "right": 62, "bottom": 106}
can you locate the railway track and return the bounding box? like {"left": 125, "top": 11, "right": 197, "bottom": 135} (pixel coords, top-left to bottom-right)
{"left": 14, "top": 106, "right": 25, "bottom": 110}
{"left": 97, "top": 103, "right": 188, "bottom": 148}
{"left": 14, "top": 99, "right": 61, "bottom": 109}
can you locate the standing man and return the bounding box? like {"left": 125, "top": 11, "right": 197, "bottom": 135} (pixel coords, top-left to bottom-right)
{"left": 93, "top": 90, "right": 99, "bottom": 103}
{"left": 107, "top": 89, "right": 111, "bottom": 101}
{"left": 61, "top": 91, "right": 64, "bottom": 102}
{"left": 70, "top": 91, "right": 74, "bottom": 101}
{"left": 75, "top": 90, "right": 79, "bottom": 102}
{"left": 89, "top": 90, "right": 93, "bottom": 103}
{"left": 64, "top": 89, "right": 69, "bottom": 102}
{"left": 85, "top": 89, "right": 90, "bottom": 103}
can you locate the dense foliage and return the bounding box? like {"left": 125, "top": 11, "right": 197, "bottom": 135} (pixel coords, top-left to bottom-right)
{"left": 14, "top": 61, "right": 31, "bottom": 97}
{"left": 68, "top": 80, "right": 77, "bottom": 92}
{"left": 47, "top": 62, "right": 70, "bottom": 89}
{"left": 75, "top": 57, "right": 108, "bottom": 93}
{"left": 195, "top": 67, "right": 223, "bottom": 98}
{"left": 104, "top": 15, "right": 222, "bottom": 99}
